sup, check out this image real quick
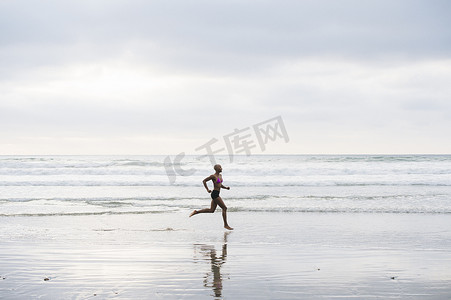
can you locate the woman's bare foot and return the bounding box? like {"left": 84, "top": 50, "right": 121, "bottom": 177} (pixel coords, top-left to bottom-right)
{"left": 189, "top": 210, "right": 197, "bottom": 217}
{"left": 224, "top": 225, "right": 234, "bottom": 230}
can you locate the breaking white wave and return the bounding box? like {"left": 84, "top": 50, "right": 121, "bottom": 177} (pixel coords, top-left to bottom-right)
{"left": 1, "top": 155, "right": 450, "bottom": 216}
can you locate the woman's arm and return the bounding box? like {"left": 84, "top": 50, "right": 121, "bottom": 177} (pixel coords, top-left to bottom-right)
{"left": 202, "top": 175, "right": 213, "bottom": 193}
{"left": 221, "top": 184, "right": 230, "bottom": 190}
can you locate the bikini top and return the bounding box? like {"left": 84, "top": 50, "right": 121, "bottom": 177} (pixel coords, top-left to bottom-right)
{"left": 216, "top": 176, "right": 223, "bottom": 183}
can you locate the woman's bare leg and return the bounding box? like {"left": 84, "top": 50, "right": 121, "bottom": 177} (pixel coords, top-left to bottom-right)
{"left": 214, "top": 196, "right": 233, "bottom": 230}
{"left": 190, "top": 200, "right": 217, "bottom": 217}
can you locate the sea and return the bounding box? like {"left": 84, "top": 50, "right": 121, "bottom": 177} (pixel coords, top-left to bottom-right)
{"left": 1, "top": 154, "right": 450, "bottom": 217}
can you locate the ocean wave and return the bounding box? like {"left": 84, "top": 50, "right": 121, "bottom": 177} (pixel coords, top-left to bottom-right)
{"left": 0, "top": 160, "right": 166, "bottom": 170}
{"left": 2, "top": 207, "right": 450, "bottom": 217}
{"left": 0, "top": 210, "right": 171, "bottom": 217}
{"left": 2, "top": 193, "right": 450, "bottom": 217}
{"left": 2, "top": 162, "right": 450, "bottom": 175}
{"left": 0, "top": 180, "right": 450, "bottom": 187}
{"left": 291, "top": 155, "right": 451, "bottom": 163}
{"left": 109, "top": 160, "right": 165, "bottom": 167}
{"left": 0, "top": 195, "right": 302, "bottom": 205}
{"left": 2, "top": 155, "right": 450, "bottom": 218}
{"left": 0, "top": 193, "right": 445, "bottom": 203}
{"left": 227, "top": 207, "right": 451, "bottom": 214}
{"left": 0, "top": 167, "right": 168, "bottom": 176}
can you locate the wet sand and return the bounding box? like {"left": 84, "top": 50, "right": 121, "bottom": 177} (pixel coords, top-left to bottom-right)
{"left": 1, "top": 212, "right": 451, "bottom": 299}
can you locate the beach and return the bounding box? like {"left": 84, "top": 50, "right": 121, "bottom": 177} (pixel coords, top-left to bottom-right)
{"left": 1, "top": 155, "right": 451, "bottom": 299}
{"left": 1, "top": 212, "right": 451, "bottom": 299}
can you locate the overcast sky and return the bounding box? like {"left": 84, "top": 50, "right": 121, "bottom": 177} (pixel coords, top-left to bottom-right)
{"left": 1, "top": 0, "right": 450, "bottom": 155}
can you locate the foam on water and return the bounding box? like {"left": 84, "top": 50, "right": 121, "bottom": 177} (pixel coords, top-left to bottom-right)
{"left": 1, "top": 155, "right": 450, "bottom": 216}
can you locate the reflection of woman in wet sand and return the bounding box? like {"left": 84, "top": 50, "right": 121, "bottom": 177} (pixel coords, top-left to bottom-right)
{"left": 189, "top": 164, "right": 233, "bottom": 230}
{"left": 195, "top": 232, "right": 230, "bottom": 298}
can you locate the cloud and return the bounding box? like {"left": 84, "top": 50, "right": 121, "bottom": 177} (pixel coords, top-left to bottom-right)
{"left": 0, "top": 0, "right": 450, "bottom": 154}
{"left": 2, "top": 0, "right": 450, "bottom": 71}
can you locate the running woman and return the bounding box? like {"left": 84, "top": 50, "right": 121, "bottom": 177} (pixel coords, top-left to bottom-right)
{"left": 189, "top": 164, "right": 233, "bottom": 230}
